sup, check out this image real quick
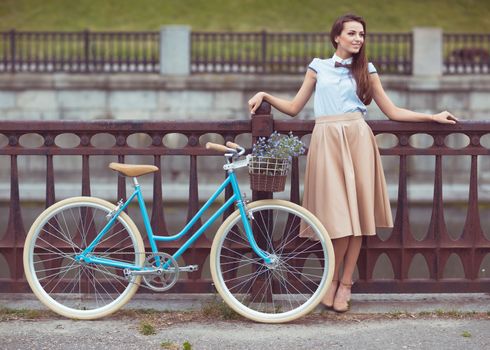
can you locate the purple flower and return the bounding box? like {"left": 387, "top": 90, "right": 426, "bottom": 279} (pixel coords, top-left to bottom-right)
{"left": 251, "top": 131, "right": 305, "bottom": 160}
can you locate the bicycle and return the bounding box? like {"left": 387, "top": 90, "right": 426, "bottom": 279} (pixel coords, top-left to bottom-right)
{"left": 23, "top": 141, "right": 334, "bottom": 323}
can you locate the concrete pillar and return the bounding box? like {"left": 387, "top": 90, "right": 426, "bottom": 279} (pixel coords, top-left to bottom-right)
{"left": 160, "top": 25, "right": 191, "bottom": 75}
{"left": 412, "top": 27, "right": 443, "bottom": 76}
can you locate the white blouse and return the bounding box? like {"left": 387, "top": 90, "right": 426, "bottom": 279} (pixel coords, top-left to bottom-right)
{"left": 308, "top": 54, "right": 377, "bottom": 117}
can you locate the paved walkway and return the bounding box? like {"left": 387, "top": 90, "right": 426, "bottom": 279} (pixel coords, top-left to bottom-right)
{"left": 1, "top": 293, "right": 489, "bottom": 350}
{"left": 2, "top": 292, "right": 489, "bottom": 314}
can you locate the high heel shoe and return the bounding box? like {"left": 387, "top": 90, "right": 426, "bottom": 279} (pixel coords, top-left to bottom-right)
{"left": 333, "top": 281, "right": 353, "bottom": 313}
{"left": 321, "top": 280, "right": 339, "bottom": 308}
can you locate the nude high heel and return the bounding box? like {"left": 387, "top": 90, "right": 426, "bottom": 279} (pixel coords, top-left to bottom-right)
{"left": 322, "top": 280, "right": 339, "bottom": 308}
{"left": 333, "top": 281, "right": 353, "bottom": 313}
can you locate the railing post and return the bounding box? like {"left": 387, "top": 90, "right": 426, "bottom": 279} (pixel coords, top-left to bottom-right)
{"left": 412, "top": 27, "right": 443, "bottom": 76}
{"left": 6, "top": 154, "right": 26, "bottom": 292}
{"left": 9, "top": 29, "right": 15, "bottom": 73}
{"left": 251, "top": 101, "right": 274, "bottom": 201}
{"left": 83, "top": 29, "right": 90, "bottom": 72}
{"left": 261, "top": 30, "right": 267, "bottom": 73}
{"left": 160, "top": 25, "right": 191, "bottom": 75}
{"left": 249, "top": 101, "right": 274, "bottom": 301}
{"left": 251, "top": 101, "right": 273, "bottom": 138}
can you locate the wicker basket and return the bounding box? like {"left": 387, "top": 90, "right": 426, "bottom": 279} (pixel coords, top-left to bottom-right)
{"left": 248, "top": 156, "right": 290, "bottom": 192}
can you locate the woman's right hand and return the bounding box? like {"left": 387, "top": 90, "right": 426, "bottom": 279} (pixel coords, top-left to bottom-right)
{"left": 432, "top": 111, "right": 458, "bottom": 124}
{"left": 248, "top": 92, "right": 266, "bottom": 115}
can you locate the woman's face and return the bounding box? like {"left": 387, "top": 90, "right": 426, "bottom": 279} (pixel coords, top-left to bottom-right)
{"left": 334, "top": 21, "right": 365, "bottom": 57}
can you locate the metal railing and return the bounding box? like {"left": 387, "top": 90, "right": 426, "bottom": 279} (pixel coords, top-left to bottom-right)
{"left": 0, "top": 104, "right": 489, "bottom": 293}
{"left": 3, "top": 29, "right": 490, "bottom": 75}
{"left": 0, "top": 30, "right": 160, "bottom": 73}
{"left": 444, "top": 33, "right": 490, "bottom": 74}
{"left": 191, "top": 31, "right": 412, "bottom": 75}
{"left": 0, "top": 29, "right": 412, "bottom": 74}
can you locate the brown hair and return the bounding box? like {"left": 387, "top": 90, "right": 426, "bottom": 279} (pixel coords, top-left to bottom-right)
{"left": 330, "top": 14, "right": 373, "bottom": 105}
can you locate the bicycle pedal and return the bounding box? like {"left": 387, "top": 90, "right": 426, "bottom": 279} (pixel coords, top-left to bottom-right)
{"left": 180, "top": 265, "right": 199, "bottom": 272}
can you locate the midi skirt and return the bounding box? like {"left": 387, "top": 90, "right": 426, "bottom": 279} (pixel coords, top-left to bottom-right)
{"left": 301, "top": 112, "right": 393, "bottom": 240}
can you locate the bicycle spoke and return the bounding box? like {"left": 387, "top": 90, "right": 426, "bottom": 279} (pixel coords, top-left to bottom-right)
{"left": 213, "top": 202, "right": 332, "bottom": 322}
{"left": 45, "top": 260, "right": 80, "bottom": 294}
{"left": 228, "top": 265, "right": 269, "bottom": 293}
{"left": 276, "top": 263, "right": 320, "bottom": 293}
{"left": 38, "top": 261, "right": 79, "bottom": 284}
{"left": 26, "top": 199, "right": 143, "bottom": 318}
{"left": 43, "top": 220, "right": 80, "bottom": 252}
{"left": 220, "top": 259, "right": 262, "bottom": 275}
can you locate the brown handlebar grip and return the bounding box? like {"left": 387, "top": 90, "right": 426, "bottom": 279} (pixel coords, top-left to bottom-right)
{"left": 225, "top": 141, "right": 242, "bottom": 150}
{"left": 206, "top": 142, "right": 233, "bottom": 153}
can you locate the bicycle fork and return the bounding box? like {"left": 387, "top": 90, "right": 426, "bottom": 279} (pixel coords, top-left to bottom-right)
{"left": 227, "top": 171, "right": 274, "bottom": 266}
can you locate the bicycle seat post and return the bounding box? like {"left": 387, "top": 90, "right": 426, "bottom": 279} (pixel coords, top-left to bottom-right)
{"left": 132, "top": 177, "right": 139, "bottom": 188}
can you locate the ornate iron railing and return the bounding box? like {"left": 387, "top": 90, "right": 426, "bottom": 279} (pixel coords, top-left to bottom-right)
{"left": 4, "top": 29, "right": 490, "bottom": 75}
{"left": 0, "top": 30, "right": 412, "bottom": 74}
{"left": 444, "top": 33, "right": 490, "bottom": 74}
{"left": 0, "top": 104, "right": 489, "bottom": 293}
{"left": 191, "top": 31, "right": 412, "bottom": 75}
{"left": 0, "top": 30, "right": 160, "bottom": 73}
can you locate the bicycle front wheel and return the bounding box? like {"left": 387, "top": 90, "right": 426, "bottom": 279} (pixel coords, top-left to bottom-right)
{"left": 23, "top": 197, "right": 145, "bottom": 320}
{"left": 210, "top": 199, "right": 334, "bottom": 323}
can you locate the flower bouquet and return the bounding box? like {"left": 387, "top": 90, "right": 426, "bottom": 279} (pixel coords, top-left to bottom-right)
{"left": 249, "top": 131, "right": 305, "bottom": 192}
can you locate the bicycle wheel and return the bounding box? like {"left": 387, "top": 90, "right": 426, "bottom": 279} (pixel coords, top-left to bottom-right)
{"left": 210, "top": 199, "right": 334, "bottom": 323}
{"left": 23, "top": 196, "right": 145, "bottom": 320}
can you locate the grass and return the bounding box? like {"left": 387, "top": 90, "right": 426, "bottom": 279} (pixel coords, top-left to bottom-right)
{"left": 139, "top": 320, "right": 157, "bottom": 335}
{"left": 461, "top": 330, "right": 472, "bottom": 338}
{"left": 159, "top": 341, "right": 192, "bottom": 350}
{"left": 434, "top": 308, "right": 446, "bottom": 317}
{"left": 387, "top": 310, "right": 407, "bottom": 318}
{"left": 424, "top": 310, "right": 483, "bottom": 319}
{"left": 1, "top": 305, "right": 489, "bottom": 325}
{"left": 0, "top": 1, "right": 482, "bottom": 70}
{"left": 201, "top": 296, "right": 241, "bottom": 320}
{"left": 0, "top": 0, "right": 489, "bottom": 32}
{"left": 160, "top": 340, "right": 180, "bottom": 350}
{"left": 0, "top": 307, "right": 46, "bottom": 321}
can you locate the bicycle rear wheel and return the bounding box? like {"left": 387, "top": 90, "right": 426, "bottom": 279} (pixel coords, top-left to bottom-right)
{"left": 23, "top": 197, "right": 145, "bottom": 319}
{"left": 210, "top": 199, "right": 334, "bottom": 323}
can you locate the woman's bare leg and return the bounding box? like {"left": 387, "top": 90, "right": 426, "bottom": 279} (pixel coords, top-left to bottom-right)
{"left": 322, "top": 236, "right": 349, "bottom": 306}
{"left": 334, "top": 236, "right": 363, "bottom": 312}
{"left": 341, "top": 236, "right": 362, "bottom": 284}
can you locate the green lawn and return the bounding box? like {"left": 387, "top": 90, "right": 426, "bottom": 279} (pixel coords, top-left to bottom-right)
{"left": 0, "top": 0, "right": 489, "bottom": 32}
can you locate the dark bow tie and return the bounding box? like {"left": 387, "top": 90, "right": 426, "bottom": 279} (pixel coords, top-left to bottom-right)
{"left": 334, "top": 61, "right": 351, "bottom": 68}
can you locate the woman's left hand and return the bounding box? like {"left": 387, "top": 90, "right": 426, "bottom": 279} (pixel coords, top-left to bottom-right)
{"left": 432, "top": 111, "right": 458, "bottom": 124}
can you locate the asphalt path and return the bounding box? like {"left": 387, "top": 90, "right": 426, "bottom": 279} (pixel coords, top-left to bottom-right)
{"left": 1, "top": 293, "right": 489, "bottom": 350}
{"left": 1, "top": 316, "right": 489, "bottom": 350}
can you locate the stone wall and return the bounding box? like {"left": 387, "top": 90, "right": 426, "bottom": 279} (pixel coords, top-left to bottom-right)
{"left": 0, "top": 72, "right": 489, "bottom": 204}
{"left": 1, "top": 72, "right": 489, "bottom": 121}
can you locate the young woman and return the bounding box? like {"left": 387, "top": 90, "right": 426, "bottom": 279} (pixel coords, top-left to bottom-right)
{"left": 248, "top": 14, "right": 457, "bottom": 312}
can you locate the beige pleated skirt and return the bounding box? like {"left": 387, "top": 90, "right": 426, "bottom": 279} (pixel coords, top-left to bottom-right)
{"left": 300, "top": 112, "right": 393, "bottom": 240}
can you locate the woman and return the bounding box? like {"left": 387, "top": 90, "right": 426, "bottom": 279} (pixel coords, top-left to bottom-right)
{"left": 248, "top": 14, "right": 457, "bottom": 313}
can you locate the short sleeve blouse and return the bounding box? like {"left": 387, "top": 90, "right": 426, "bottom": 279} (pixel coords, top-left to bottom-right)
{"left": 308, "top": 55, "right": 377, "bottom": 117}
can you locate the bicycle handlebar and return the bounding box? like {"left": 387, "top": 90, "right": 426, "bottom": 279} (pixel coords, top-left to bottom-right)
{"left": 226, "top": 142, "right": 245, "bottom": 156}
{"left": 206, "top": 142, "right": 233, "bottom": 153}
{"left": 206, "top": 141, "right": 246, "bottom": 157}
{"left": 225, "top": 141, "right": 241, "bottom": 150}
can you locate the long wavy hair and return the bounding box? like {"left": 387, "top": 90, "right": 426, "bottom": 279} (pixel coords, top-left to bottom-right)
{"left": 330, "top": 14, "right": 373, "bottom": 105}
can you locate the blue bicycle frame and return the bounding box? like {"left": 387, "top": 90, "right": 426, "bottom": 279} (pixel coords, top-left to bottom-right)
{"left": 76, "top": 169, "right": 272, "bottom": 270}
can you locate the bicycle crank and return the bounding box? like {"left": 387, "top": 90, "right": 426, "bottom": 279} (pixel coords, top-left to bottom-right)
{"left": 141, "top": 253, "right": 180, "bottom": 292}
